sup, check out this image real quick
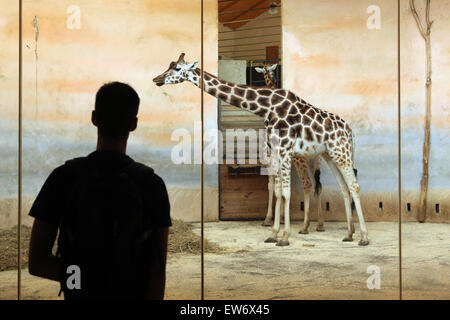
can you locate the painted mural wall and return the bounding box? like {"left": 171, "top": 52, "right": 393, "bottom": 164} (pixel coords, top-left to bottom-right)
{"left": 399, "top": 0, "right": 450, "bottom": 300}
{"left": 282, "top": 0, "right": 399, "bottom": 222}
{"left": 1, "top": 0, "right": 447, "bottom": 228}
{"left": 0, "top": 0, "right": 219, "bottom": 229}
{"left": 0, "top": 0, "right": 19, "bottom": 299}
{"left": 282, "top": 0, "right": 448, "bottom": 223}
{"left": 400, "top": 0, "right": 449, "bottom": 222}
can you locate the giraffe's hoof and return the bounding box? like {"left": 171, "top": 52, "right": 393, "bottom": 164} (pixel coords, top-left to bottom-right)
{"left": 276, "top": 240, "right": 290, "bottom": 247}
{"left": 358, "top": 239, "right": 370, "bottom": 246}
{"left": 262, "top": 220, "right": 272, "bottom": 227}
{"left": 298, "top": 229, "right": 309, "bottom": 235}
{"left": 264, "top": 237, "right": 277, "bottom": 243}
{"left": 316, "top": 225, "right": 325, "bottom": 232}
{"left": 342, "top": 237, "right": 353, "bottom": 242}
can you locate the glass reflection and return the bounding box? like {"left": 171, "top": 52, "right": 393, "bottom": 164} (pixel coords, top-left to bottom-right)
{"left": 0, "top": 0, "right": 19, "bottom": 300}
{"left": 21, "top": 0, "right": 204, "bottom": 300}
{"left": 205, "top": 0, "right": 400, "bottom": 299}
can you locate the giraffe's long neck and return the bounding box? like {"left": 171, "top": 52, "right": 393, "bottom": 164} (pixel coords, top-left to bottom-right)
{"left": 187, "top": 68, "right": 271, "bottom": 118}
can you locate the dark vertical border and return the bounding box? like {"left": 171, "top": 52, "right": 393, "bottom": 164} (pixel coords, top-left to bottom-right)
{"left": 18, "top": 0, "right": 23, "bottom": 301}
{"left": 397, "top": 0, "right": 403, "bottom": 300}
{"left": 200, "top": 0, "right": 205, "bottom": 301}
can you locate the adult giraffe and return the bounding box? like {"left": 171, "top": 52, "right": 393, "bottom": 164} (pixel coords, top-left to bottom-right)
{"left": 255, "top": 64, "right": 324, "bottom": 234}
{"left": 153, "top": 53, "right": 369, "bottom": 246}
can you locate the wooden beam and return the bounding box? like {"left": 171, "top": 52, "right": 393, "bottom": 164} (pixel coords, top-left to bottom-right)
{"left": 219, "top": 0, "right": 280, "bottom": 30}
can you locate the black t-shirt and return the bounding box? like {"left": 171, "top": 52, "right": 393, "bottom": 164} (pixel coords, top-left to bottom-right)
{"left": 29, "top": 150, "right": 171, "bottom": 229}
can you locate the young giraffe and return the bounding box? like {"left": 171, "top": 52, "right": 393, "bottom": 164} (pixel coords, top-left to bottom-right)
{"left": 153, "top": 53, "right": 369, "bottom": 246}
{"left": 255, "top": 64, "right": 324, "bottom": 234}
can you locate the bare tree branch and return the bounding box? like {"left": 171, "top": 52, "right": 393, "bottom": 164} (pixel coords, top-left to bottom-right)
{"left": 426, "top": 0, "right": 433, "bottom": 34}
{"left": 410, "top": 0, "right": 434, "bottom": 222}
{"left": 410, "top": 0, "right": 427, "bottom": 40}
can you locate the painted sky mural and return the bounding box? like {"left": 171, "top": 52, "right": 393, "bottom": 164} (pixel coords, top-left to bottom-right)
{"left": 0, "top": 0, "right": 218, "bottom": 224}
{"left": 0, "top": 0, "right": 448, "bottom": 225}
{"left": 283, "top": 0, "right": 449, "bottom": 195}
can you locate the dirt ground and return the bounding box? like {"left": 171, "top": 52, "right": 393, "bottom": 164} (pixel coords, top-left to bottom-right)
{"left": 201, "top": 221, "right": 449, "bottom": 299}
{"left": 0, "top": 225, "right": 31, "bottom": 272}
{"left": 0, "top": 221, "right": 448, "bottom": 300}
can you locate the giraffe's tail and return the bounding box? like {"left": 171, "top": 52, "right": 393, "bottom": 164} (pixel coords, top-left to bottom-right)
{"left": 351, "top": 167, "right": 358, "bottom": 212}
{"left": 350, "top": 130, "right": 358, "bottom": 211}
{"left": 314, "top": 169, "right": 322, "bottom": 196}
{"left": 350, "top": 129, "right": 358, "bottom": 176}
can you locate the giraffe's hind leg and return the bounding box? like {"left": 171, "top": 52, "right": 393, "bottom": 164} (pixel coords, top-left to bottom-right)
{"left": 293, "top": 158, "right": 312, "bottom": 235}
{"left": 337, "top": 164, "right": 369, "bottom": 246}
{"left": 322, "top": 154, "right": 355, "bottom": 242}
{"left": 262, "top": 138, "right": 275, "bottom": 226}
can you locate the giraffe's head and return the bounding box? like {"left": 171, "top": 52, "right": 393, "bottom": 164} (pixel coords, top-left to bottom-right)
{"left": 152, "top": 53, "right": 199, "bottom": 87}
{"left": 255, "top": 64, "right": 278, "bottom": 85}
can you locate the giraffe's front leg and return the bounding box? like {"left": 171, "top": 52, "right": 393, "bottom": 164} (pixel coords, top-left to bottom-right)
{"left": 293, "top": 158, "right": 312, "bottom": 234}
{"left": 264, "top": 175, "right": 281, "bottom": 243}
{"left": 262, "top": 137, "right": 274, "bottom": 226}
{"left": 262, "top": 175, "right": 274, "bottom": 226}
{"left": 323, "top": 154, "right": 354, "bottom": 242}
{"left": 276, "top": 187, "right": 291, "bottom": 246}
{"left": 299, "top": 189, "right": 311, "bottom": 234}
{"left": 276, "top": 158, "right": 292, "bottom": 246}
{"left": 315, "top": 196, "right": 325, "bottom": 232}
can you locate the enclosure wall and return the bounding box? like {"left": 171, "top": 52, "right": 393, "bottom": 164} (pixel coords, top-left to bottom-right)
{"left": 282, "top": 0, "right": 399, "bottom": 222}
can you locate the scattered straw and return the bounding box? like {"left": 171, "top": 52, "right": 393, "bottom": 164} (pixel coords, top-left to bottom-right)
{"left": 0, "top": 225, "right": 32, "bottom": 272}
{"left": 0, "top": 219, "right": 224, "bottom": 271}
{"left": 168, "top": 219, "right": 224, "bottom": 255}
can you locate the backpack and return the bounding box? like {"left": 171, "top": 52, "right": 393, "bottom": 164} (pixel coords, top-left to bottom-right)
{"left": 57, "top": 157, "right": 153, "bottom": 300}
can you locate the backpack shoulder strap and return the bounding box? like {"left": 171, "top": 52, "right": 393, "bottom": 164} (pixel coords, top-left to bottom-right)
{"left": 64, "top": 157, "right": 91, "bottom": 176}
{"left": 65, "top": 156, "right": 87, "bottom": 166}
{"left": 122, "top": 161, "right": 155, "bottom": 183}
{"left": 121, "top": 161, "right": 156, "bottom": 240}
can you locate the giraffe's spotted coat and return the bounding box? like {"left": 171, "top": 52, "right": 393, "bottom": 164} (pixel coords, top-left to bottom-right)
{"left": 152, "top": 56, "right": 367, "bottom": 246}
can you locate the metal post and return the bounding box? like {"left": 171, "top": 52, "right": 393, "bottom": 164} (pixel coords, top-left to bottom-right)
{"left": 200, "top": 0, "right": 205, "bottom": 301}
{"left": 397, "top": 0, "right": 402, "bottom": 301}
{"left": 18, "top": 0, "right": 23, "bottom": 301}
{"left": 249, "top": 61, "right": 252, "bottom": 86}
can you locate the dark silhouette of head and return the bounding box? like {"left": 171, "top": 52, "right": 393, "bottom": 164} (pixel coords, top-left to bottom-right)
{"left": 92, "top": 82, "right": 140, "bottom": 140}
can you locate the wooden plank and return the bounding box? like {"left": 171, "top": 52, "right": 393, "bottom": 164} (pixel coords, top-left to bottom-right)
{"left": 222, "top": 110, "right": 256, "bottom": 117}
{"left": 221, "top": 123, "right": 265, "bottom": 130}
{"left": 219, "top": 0, "right": 281, "bottom": 30}
{"left": 222, "top": 194, "right": 268, "bottom": 203}
{"left": 222, "top": 115, "right": 262, "bottom": 121}
{"left": 221, "top": 178, "right": 268, "bottom": 190}
{"left": 220, "top": 163, "right": 269, "bottom": 219}
{"left": 220, "top": 103, "right": 265, "bottom": 130}
{"left": 220, "top": 128, "right": 266, "bottom": 163}
{"left": 266, "top": 45, "right": 279, "bottom": 60}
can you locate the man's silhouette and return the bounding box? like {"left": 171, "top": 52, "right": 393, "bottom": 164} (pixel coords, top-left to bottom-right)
{"left": 28, "top": 82, "right": 171, "bottom": 300}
